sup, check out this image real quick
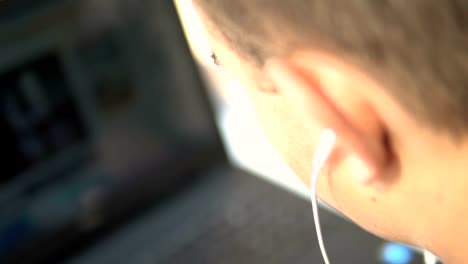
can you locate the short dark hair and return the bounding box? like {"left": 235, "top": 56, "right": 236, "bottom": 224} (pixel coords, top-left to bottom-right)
{"left": 195, "top": 0, "right": 468, "bottom": 136}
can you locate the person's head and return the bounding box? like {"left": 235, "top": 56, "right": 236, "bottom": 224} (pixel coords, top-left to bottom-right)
{"left": 192, "top": 0, "right": 468, "bottom": 262}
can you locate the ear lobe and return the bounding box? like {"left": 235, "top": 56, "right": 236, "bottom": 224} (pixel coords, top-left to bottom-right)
{"left": 264, "top": 58, "right": 388, "bottom": 185}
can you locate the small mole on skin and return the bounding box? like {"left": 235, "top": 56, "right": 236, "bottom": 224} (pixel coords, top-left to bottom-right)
{"left": 371, "top": 197, "right": 377, "bottom": 202}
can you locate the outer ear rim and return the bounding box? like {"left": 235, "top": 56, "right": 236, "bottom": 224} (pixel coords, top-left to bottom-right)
{"left": 264, "top": 58, "right": 388, "bottom": 184}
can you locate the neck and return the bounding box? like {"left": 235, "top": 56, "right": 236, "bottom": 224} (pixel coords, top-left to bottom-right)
{"left": 434, "top": 238, "right": 468, "bottom": 264}
{"left": 428, "top": 190, "right": 468, "bottom": 263}
{"left": 426, "top": 200, "right": 468, "bottom": 263}
{"left": 424, "top": 139, "right": 468, "bottom": 264}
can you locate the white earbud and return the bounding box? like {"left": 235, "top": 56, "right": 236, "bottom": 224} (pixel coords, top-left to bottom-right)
{"left": 309, "top": 130, "right": 437, "bottom": 264}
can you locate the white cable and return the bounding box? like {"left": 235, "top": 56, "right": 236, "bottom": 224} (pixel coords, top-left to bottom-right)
{"left": 310, "top": 129, "right": 337, "bottom": 264}
{"left": 310, "top": 130, "right": 438, "bottom": 264}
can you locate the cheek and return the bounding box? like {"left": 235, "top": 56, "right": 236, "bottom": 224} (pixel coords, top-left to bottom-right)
{"left": 247, "top": 87, "right": 320, "bottom": 183}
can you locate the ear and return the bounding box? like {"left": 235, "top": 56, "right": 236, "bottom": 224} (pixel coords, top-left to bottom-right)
{"left": 264, "top": 53, "right": 391, "bottom": 185}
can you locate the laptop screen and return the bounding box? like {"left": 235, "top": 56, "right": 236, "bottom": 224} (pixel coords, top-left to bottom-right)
{"left": 0, "top": 0, "right": 224, "bottom": 262}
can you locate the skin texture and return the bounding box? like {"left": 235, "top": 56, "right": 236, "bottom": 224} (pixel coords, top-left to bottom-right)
{"left": 192, "top": 4, "right": 468, "bottom": 263}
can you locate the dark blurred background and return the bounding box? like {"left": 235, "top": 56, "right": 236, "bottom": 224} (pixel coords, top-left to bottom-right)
{"left": 0, "top": 0, "right": 425, "bottom": 263}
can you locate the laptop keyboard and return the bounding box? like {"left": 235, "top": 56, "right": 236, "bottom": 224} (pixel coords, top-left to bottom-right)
{"left": 67, "top": 165, "right": 423, "bottom": 264}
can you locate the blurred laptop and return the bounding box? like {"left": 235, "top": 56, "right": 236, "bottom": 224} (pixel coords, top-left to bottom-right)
{"left": 0, "top": 1, "right": 424, "bottom": 263}
{"left": 0, "top": 0, "right": 224, "bottom": 262}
